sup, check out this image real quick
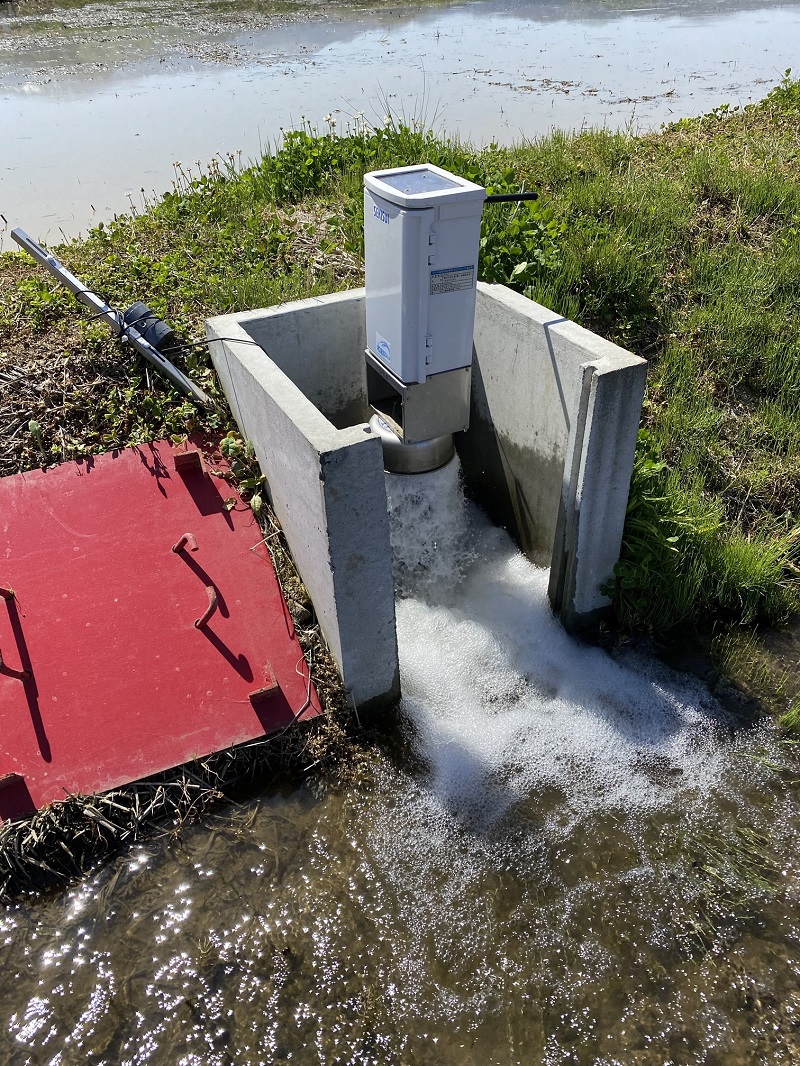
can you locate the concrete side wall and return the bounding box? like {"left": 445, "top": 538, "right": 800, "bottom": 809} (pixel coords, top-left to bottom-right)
{"left": 206, "top": 312, "right": 399, "bottom": 711}
{"left": 234, "top": 290, "right": 369, "bottom": 430}
{"left": 462, "top": 285, "right": 585, "bottom": 563}
{"left": 547, "top": 357, "right": 647, "bottom": 627}
{"left": 464, "top": 282, "right": 647, "bottom": 624}
{"left": 208, "top": 282, "right": 645, "bottom": 688}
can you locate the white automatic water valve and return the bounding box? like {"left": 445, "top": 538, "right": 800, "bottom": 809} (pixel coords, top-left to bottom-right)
{"left": 364, "top": 164, "right": 486, "bottom": 386}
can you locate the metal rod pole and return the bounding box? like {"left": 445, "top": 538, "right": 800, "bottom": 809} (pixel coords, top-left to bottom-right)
{"left": 10, "top": 228, "right": 214, "bottom": 408}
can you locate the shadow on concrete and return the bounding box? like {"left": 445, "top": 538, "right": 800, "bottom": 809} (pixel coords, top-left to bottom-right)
{"left": 542, "top": 317, "right": 570, "bottom": 430}
{"left": 456, "top": 351, "right": 559, "bottom": 566}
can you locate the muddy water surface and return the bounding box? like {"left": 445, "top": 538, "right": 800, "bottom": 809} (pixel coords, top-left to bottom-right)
{"left": 2, "top": 464, "right": 800, "bottom": 1063}
{"left": 1, "top": 0, "right": 799, "bottom": 240}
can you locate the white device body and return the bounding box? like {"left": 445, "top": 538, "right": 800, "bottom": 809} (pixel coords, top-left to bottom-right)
{"left": 364, "top": 164, "right": 486, "bottom": 385}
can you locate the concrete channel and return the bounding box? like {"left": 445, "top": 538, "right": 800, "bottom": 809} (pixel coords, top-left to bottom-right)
{"left": 207, "top": 283, "right": 646, "bottom": 711}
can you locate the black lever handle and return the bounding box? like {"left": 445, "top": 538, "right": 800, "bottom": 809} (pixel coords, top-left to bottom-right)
{"left": 484, "top": 192, "right": 539, "bottom": 204}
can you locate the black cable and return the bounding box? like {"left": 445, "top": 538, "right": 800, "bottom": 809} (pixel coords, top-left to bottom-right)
{"left": 69, "top": 288, "right": 149, "bottom": 335}
{"left": 66, "top": 286, "right": 127, "bottom": 331}
{"left": 70, "top": 286, "right": 111, "bottom": 302}
{"left": 484, "top": 191, "right": 539, "bottom": 204}
{"left": 89, "top": 308, "right": 125, "bottom": 330}
{"left": 119, "top": 309, "right": 152, "bottom": 331}
{"left": 85, "top": 300, "right": 168, "bottom": 348}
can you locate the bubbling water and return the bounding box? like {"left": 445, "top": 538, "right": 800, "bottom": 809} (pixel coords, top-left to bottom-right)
{"left": 386, "top": 458, "right": 733, "bottom": 832}
{"left": 384, "top": 454, "right": 473, "bottom": 603}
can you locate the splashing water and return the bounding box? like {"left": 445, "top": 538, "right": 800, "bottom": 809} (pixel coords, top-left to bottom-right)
{"left": 386, "top": 457, "right": 730, "bottom": 831}
{"left": 385, "top": 453, "right": 474, "bottom": 603}
{"left": 2, "top": 456, "right": 800, "bottom": 1065}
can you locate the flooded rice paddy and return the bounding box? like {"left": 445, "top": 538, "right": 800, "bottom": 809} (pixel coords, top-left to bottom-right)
{"left": 1, "top": 0, "right": 800, "bottom": 239}
{"left": 2, "top": 461, "right": 800, "bottom": 1063}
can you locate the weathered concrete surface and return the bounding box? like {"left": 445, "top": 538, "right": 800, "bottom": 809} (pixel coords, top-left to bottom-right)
{"left": 207, "top": 294, "right": 399, "bottom": 712}
{"left": 227, "top": 291, "right": 370, "bottom": 430}
{"left": 547, "top": 353, "right": 647, "bottom": 629}
{"left": 208, "top": 282, "right": 646, "bottom": 693}
{"left": 463, "top": 282, "right": 646, "bottom": 626}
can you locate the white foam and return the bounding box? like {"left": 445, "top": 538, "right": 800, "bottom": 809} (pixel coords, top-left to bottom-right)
{"left": 386, "top": 459, "right": 730, "bottom": 832}
{"left": 385, "top": 456, "right": 473, "bottom": 602}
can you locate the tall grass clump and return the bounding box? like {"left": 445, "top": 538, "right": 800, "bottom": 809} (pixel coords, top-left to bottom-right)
{"left": 494, "top": 77, "right": 800, "bottom": 632}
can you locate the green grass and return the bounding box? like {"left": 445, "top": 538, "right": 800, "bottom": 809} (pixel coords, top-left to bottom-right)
{"left": 779, "top": 704, "right": 800, "bottom": 734}
{"left": 2, "top": 84, "right": 800, "bottom": 634}
{"left": 678, "top": 822, "right": 781, "bottom": 956}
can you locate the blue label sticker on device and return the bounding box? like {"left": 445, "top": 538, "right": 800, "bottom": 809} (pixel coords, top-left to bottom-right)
{"left": 376, "top": 333, "right": 391, "bottom": 363}
{"left": 430, "top": 265, "right": 475, "bottom": 295}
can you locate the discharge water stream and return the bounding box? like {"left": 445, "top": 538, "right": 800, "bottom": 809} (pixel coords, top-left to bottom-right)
{"left": 2, "top": 459, "right": 800, "bottom": 1062}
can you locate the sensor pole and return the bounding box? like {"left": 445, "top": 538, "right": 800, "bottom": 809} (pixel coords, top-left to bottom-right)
{"left": 10, "top": 228, "right": 213, "bottom": 407}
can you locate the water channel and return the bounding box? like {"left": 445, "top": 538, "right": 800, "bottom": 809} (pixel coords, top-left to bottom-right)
{"left": 2, "top": 460, "right": 800, "bottom": 1063}
{"left": 1, "top": 0, "right": 800, "bottom": 241}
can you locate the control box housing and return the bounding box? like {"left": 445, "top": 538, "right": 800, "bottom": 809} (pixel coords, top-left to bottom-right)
{"left": 364, "top": 164, "right": 486, "bottom": 386}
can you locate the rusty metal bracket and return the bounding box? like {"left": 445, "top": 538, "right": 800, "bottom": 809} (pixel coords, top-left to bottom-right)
{"left": 172, "top": 532, "right": 198, "bottom": 554}
{"left": 248, "top": 683, "right": 280, "bottom": 709}
{"left": 174, "top": 449, "right": 205, "bottom": 475}
{"left": 173, "top": 534, "right": 216, "bottom": 628}
{"left": 0, "top": 649, "right": 31, "bottom": 682}
{"left": 194, "top": 586, "right": 218, "bottom": 629}
{"left": 248, "top": 663, "right": 279, "bottom": 707}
